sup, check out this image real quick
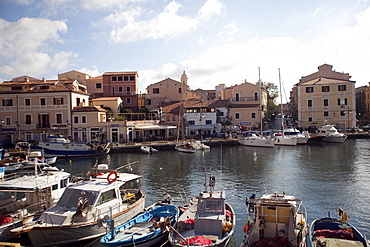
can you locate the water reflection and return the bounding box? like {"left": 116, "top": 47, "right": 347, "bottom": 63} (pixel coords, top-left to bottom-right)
{"left": 52, "top": 139, "right": 370, "bottom": 247}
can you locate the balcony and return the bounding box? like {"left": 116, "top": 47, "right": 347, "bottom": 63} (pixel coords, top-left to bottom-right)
{"left": 230, "top": 96, "right": 260, "bottom": 102}
{"left": 109, "top": 91, "right": 136, "bottom": 96}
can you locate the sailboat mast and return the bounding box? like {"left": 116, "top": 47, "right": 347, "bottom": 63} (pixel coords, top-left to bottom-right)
{"left": 278, "top": 68, "right": 284, "bottom": 131}
{"left": 258, "top": 67, "right": 263, "bottom": 133}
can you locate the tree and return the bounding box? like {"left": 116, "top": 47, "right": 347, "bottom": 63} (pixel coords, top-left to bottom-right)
{"left": 256, "top": 80, "right": 279, "bottom": 123}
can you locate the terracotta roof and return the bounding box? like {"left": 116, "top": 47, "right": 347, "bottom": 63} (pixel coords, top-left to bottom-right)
{"left": 300, "top": 77, "right": 355, "bottom": 86}
{"left": 91, "top": 97, "right": 121, "bottom": 101}
{"left": 103, "top": 72, "right": 138, "bottom": 76}
{"left": 72, "top": 106, "right": 106, "bottom": 112}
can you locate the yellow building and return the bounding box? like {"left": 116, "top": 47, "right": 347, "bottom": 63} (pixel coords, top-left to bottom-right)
{"left": 222, "top": 80, "right": 267, "bottom": 130}
{"left": 294, "top": 64, "right": 356, "bottom": 129}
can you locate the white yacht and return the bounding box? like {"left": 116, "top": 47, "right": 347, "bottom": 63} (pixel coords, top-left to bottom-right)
{"left": 283, "top": 128, "right": 309, "bottom": 144}
{"left": 317, "top": 124, "right": 347, "bottom": 143}
{"left": 238, "top": 132, "right": 274, "bottom": 148}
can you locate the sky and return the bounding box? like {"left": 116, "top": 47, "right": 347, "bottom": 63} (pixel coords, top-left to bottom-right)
{"left": 1, "top": 0, "right": 370, "bottom": 102}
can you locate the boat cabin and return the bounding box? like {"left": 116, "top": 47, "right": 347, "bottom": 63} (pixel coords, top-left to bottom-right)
{"left": 194, "top": 190, "right": 226, "bottom": 236}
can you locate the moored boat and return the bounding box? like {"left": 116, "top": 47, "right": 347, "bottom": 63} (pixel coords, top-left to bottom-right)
{"left": 140, "top": 145, "right": 158, "bottom": 154}
{"left": 175, "top": 142, "right": 196, "bottom": 153}
{"left": 100, "top": 202, "right": 180, "bottom": 247}
{"left": 238, "top": 132, "right": 275, "bottom": 148}
{"left": 0, "top": 163, "right": 71, "bottom": 241}
{"left": 11, "top": 164, "right": 146, "bottom": 247}
{"left": 309, "top": 209, "right": 369, "bottom": 247}
{"left": 284, "top": 128, "right": 309, "bottom": 145}
{"left": 317, "top": 124, "right": 347, "bottom": 143}
{"left": 168, "top": 170, "right": 235, "bottom": 247}
{"left": 240, "top": 192, "right": 308, "bottom": 247}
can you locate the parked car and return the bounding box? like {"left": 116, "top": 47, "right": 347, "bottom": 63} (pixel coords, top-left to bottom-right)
{"left": 362, "top": 124, "right": 370, "bottom": 131}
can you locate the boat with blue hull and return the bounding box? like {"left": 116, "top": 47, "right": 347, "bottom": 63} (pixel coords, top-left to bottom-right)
{"left": 101, "top": 203, "right": 179, "bottom": 247}
{"left": 309, "top": 209, "right": 369, "bottom": 247}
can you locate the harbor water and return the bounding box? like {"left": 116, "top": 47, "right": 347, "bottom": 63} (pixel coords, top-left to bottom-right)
{"left": 27, "top": 138, "right": 370, "bottom": 246}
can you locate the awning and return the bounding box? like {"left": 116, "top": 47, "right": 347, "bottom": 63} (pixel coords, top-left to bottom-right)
{"left": 134, "top": 125, "right": 177, "bottom": 130}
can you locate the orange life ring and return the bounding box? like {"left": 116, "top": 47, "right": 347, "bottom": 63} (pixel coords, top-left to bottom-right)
{"left": 107, "top": 171, "right": 118, "bottom": 183}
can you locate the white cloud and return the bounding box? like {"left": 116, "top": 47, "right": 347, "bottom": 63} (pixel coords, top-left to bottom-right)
{"left": 198, "top": 0, "right": 224, "bottom": 20}
{"left": 79, "top": 66, "right": 100, "bottom": 77}
{"left": 0, "top": 18, "right": 76, "bottom": 79}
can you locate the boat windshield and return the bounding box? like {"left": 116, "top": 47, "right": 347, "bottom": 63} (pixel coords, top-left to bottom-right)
{"left": 56, "top": 187, "right": 97, "bottom": 208}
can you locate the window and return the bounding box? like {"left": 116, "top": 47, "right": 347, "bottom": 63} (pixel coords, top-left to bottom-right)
{"left": 179, "top": 88, "right": 182, "bottom": 94}
{"left": 112, "top": 76, "right": 117, "bottom": 81}
{"left": 74, "top": 116, "right": 79, "bottom": 124}
{"left": 251, "top": 112, "right": 256, "bottom": 118}
{"left": 340, "top": 111, "right": 346, "bottom": 116}
{"left": 25, "top": 98, "right": 31, "bottom": 106}
{"left": 322, "top": 86, "right": 330, "bottom": 92}
{"left": 130, "top": 76, "right": 135, "bottom": 81}
{"left": 345, "top": 98, "right": 348, "bottom": 105}
{"left": 118, "top": 87, "right": 123, "bottom": 92}
{"left": 2, "top": 99, "right": 13, "bottom": 106}
{"left": 146, "top": 99, "right": 152, "bottom": 105}
{"left": 338, "top": 85, "right": 346, "bottom": 91}
{"left": 126, "top": 86, "right": 131, "bottom": 93}
{"left": 153, "top": 88, "right": 159, "bottom": 94}
{"left": 124, "top": 76, "right": 128, "bottom": 81}
{"left": 235, "top": 93, "right": 240, "bottom": 101}
{"left": 219, "top": 111, "right": 224, "bottom": 116}
{"left": 235, "top": 113, "right": 240, "bottom": 119}
{"left": 306, "top": 87, "right": 314, "bottom": 93}
{"left": 25, "top": 115, "right": 32, "bottom": 124}
{"left": 53, "top": 97, "right": 64, "bottom": 105}
{"left": 254, "top": 92, "right": 258, "bottom": 101}
{"left": 324, "top": 112, "right": 329, "bottom": 117}
{"left": 96, "top": 189, "right": 117, "bottom": 206}
{"left": 117, "top": 76, "right": 122, "bottom": 81}
{"left": 126, "top": 98, "right": 131, "bottom": 104}
{"left": 188, "top": 120, "right": 195, "bottom": 125}
{"left": 308, "top": 99, "right": 312, "bottom": 107}
{"left": 205, "top": 120, "right": 212, "bottom": 124}
{"left": 82, "top": 116, "right": 87, "bottom": 123}
{"left": 40, "top": 98, "right": 46, "bottom": 105}
{"left": 96, "top": 83, "right": 102, "bottom": 89}
{"left": 323, "top": 99, "right": 328, "bottom": 106}
{"left": 5, "top": 117, "right": 11, "bottom": 125}
{"left": 11, "top": 86, "right": 22, "bottom": 90}
{"left": 308, "top": 117, "right": 313, "bottom": 122}
{"left": 56, "top": 114, "right": 62, "bottom": 124}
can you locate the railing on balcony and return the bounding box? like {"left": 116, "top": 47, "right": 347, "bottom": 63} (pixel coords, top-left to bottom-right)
{"left": 230, "top": 96, "right": 260, "bottom": 102}
{"left": 109, "top": 91, "right": 136, "bottom": 96}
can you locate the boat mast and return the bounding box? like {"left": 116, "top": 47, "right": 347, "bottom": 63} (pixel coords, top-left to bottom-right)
{"left": 278, "top": 68, "right": 284, "bottom": 133}
{"left": 258, "top": 67, "right": 263, "bottom": 134}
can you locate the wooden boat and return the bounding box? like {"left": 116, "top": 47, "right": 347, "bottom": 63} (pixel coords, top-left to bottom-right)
{"left": 0, "top": 163, "right": 71, "bottom": 241}
{"left": 168, "top": 170, "right": 235, "bottom": 247}
{"left": 140, "top": 145, "right": 158, "bottom": 154}
{"left": 11, "top": 163, "right": 146, "bottom": 247}
{"left": 309, "top": 209, "right": 369, "bottom": 247}
{"left": 240, "top": 192, "right": 309, "bottom": 247}
{"left": 100, "top": 203, "right": 179, "bottom": 247}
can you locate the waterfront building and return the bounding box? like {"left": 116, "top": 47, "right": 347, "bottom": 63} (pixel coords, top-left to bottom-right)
{"left": 291, "top": 64, "right": 356, "bottom": 129}
{"left": 0, "top": 76, "right": 90, "bottom": 144}
{"left": 102, "top": 71, "right": 139, "bottom": 112}
{"left": 221, "top": 80, "right": 267, "bottom": 130}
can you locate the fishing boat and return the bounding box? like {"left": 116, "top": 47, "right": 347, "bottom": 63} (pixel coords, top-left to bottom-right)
{"left": 37, "top": 135, "right": 111, "bottom": 158}
{"left": 240, "top": 192, "right": 309, "bottom": 247}
{"left": 238, "top": 131, "right": 275, "bottom": 148}
{"left": 168, "top": 169, "right": 235, "bottom": 247}
{"left": 309, "top": 209, "right": 369, "bottom": 247}
{"left": 11, "top": 162, "right": 146, "bottom": 247}
{"left": 100, "top": 202, "right": 180, "bottom": 247}
{"left": 140, "top": 145, "right": 158, "bottom": 154}
{"left": 317, "top": 124, "right": 347, "bottom": 143}
{"left": 0, "top": 161, "right": 71, "bottom": 241}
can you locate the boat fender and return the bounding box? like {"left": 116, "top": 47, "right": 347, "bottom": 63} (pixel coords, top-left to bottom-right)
{"left": 107, "top": 171, "right": 118, "bottom": 183}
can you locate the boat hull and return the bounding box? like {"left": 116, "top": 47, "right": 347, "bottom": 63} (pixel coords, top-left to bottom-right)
{"left": 322, "top": 136, "right": 347, "bottom": 143}
{"left": 25, "top": 192, "right": 146, "bottom": 247}
{"left": 238, "top": 138, "right": 274, "bottom": 148}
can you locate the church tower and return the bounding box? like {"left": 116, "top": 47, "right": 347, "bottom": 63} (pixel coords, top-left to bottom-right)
{"left": 181, "top": 71, "right": 188, "bottom": 84}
